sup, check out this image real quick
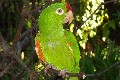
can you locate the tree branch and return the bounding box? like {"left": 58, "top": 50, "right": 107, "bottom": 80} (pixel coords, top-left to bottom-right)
{"left": 45, "top": 61, "right": 120, "bottom": 79}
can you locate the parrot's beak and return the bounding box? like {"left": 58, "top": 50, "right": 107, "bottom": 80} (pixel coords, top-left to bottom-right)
{"left": 64, "top": 10, "right": 74, "bottom": 24}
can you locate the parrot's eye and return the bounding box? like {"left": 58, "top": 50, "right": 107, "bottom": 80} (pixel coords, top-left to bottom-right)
{"left": 56, "top": 8, "right": 64, "bottom": 15}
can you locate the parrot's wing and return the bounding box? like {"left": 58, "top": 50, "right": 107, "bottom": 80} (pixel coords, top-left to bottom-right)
{"left": 35, "top": 32, "right": 47, "bottom": 64}
{"left": 64, "top": 30, "right": 80, "bottom": 64}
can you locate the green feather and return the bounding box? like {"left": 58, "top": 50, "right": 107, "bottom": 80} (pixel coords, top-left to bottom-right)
{"left": 35, "top": 3, "right": 80, "bottom": 80}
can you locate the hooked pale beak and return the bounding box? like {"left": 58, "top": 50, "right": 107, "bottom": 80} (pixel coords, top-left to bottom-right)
{"left": 64, "top": 4, "right": 74, "bottom": 24}
{"left": 64, "top": 10, "right": 74, "bottom": 24}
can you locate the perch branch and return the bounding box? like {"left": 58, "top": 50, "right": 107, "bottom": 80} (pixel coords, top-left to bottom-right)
{"left": 45, "top": 61, "right": 120, "bottom": 79}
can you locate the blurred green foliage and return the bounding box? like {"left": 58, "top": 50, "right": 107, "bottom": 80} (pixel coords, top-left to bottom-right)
{"left": 0, "top": 0, "right": 120, "bottom": 80}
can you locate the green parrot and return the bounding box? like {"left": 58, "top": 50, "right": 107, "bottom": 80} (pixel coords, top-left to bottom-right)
{"left": 35, "top": 3, "right": 80, "bottom": 80}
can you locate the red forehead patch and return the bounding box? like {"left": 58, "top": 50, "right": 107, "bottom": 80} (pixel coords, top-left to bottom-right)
{"left": 65, "top": 4, "right": 72, "bottom": 12}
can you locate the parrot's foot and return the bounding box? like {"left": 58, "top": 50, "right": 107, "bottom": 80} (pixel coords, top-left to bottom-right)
{"left": 44, "top": 65, "right": 69, "bottom": 79}
{"left": 44, "top": 64, "right": 57, "bottom": 74}
{"left": 58, "top": 69, "right": 69, "bottom": 78}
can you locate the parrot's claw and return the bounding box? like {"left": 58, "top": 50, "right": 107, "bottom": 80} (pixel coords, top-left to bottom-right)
{"left": 45, "top": 65, "right": 70, "bottom": 79}
{"left": 44, "top": 64, "right": 57, "bottom": 74}
{"left": 58, "top": 69, "right": 69, "bottom": 78}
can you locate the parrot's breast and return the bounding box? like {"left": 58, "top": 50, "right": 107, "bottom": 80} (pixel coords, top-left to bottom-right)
{"left": 39, "top": 33, "right": 76, "bottom": 72}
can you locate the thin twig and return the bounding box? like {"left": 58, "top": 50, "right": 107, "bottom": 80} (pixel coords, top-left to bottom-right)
{"left": 0, "top": 61, "right": 16, "bottom": 77}
{"left": 11, "top": 0, "right": 30, "bottom": 49}
{"left": 75, "top": 0, "right": 116, "bottom": 32}
{"left": 86, "top": 61, "right": 120, "bottom": 78}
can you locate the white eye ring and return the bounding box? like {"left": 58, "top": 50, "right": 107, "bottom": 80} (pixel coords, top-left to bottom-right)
{"left": 55, "top": 8, "right": 64, "bottom": 15}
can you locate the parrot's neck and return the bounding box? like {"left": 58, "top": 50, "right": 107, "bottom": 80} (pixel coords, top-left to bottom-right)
{"left": 40, "top": 22, "right": 64, "bottom": 40}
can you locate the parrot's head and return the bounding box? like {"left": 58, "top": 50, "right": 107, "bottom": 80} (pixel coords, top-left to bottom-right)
{"left": 38, "top": 3, "right": 74, "bottom": 29}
